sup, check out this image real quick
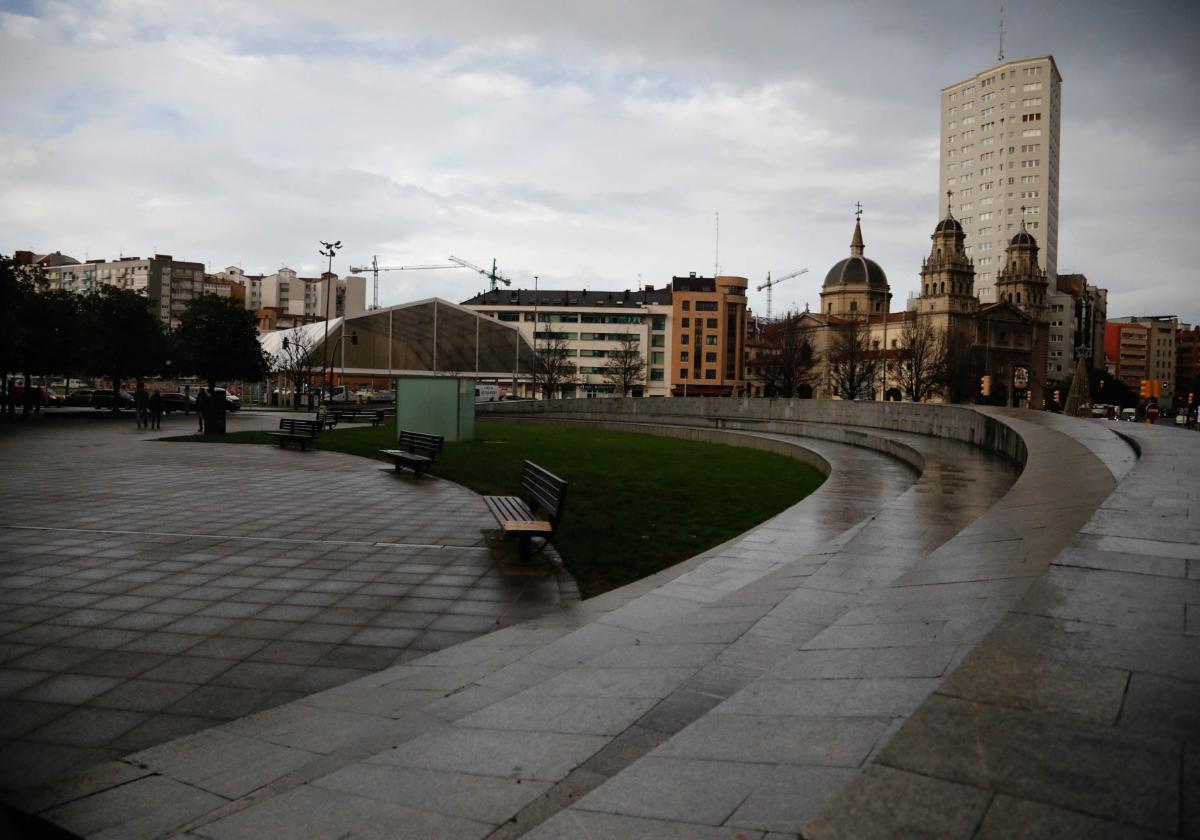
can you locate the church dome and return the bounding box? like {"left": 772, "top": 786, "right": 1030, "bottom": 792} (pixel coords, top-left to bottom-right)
{"left": 823, "top": 216, "right": 889, "bottom": 289}
{"left": 1010, "top": 228, "right": 1037, "bottom": 247}
{"left": 823, "top": 256, "right": 888, "bottom": 289}
{"left": 935, "top": 216, "right": 963, "bottom": 233}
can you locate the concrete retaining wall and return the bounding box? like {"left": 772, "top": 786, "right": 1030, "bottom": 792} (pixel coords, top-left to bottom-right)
{"left": 479, "top": 397, "right": 1025, "bottom": 468}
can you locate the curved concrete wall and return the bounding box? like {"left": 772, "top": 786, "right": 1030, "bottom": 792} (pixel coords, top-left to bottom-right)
{"left": 479, "top": 397, "right": 1026, "bottom": 469}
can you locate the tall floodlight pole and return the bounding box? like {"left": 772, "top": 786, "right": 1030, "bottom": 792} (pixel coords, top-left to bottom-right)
{"left": 318, "top": 239, "right": 342, "bottom": 400}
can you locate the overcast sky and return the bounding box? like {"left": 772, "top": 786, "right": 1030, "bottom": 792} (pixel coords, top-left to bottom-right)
{"left": 2, "top": 0, "right": 1197, "bottom": 323}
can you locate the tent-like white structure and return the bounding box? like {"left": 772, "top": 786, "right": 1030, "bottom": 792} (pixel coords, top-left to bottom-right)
{"left": 260, "top": 298, "right": 536, "bottom": 393}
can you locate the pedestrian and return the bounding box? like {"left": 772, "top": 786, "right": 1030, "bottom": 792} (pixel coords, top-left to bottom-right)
{"left": 196, "top": 387, "right": 209, "bottom": 433}
{"left": 134, "top": 382, "right": 148, "bottom": 429}
{"left": 149, "top": 389, "right": 163, "bottom": 430}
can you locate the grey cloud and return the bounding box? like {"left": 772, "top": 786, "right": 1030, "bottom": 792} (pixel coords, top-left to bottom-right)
{"left": 1, "top": 0, "right": 1197, "bottom": 323}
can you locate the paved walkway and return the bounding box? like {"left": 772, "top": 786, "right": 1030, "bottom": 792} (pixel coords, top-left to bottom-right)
{"left": 12, "top": 405, "right": 1196, "bottom": 839}
{"left": 0, "top": 412, "right": 575, "bottom": 799}
{"left": 24, "top": 418, "right": 1025, "bottom": 838}
{"left": 808, "top": 419, "right": 1199, "bottom": 838}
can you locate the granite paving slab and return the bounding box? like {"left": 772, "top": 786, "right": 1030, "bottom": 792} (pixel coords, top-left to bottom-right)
{"left": 0, "top": 412, "right": 576, "bottom": 799}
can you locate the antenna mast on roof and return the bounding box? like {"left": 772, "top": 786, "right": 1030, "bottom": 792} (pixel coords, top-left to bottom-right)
{"left": 998, "top": 4, "right": 1005, "bottom": 62}
{"left": 714, "top": 211, "right": 720, "bottom": 277}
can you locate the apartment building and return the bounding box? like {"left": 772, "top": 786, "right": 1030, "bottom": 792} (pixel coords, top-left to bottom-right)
{"left": 217, "top": 266, "right": 367, "bottom": 332}
{"left": 461, "top": 286, "right": 674, "bottom": 397}
{"left": 1175, "top": 324, "right": 1199, "bottom": 403}
{"left": 1104, "top": 322, "right": 1149, "bottom": 391}
{"left": 1046, "top": 273, "right": 1106, "bottom": 378}
{"left": 669, "top": 274, "right": 749, "bottom": 397}
{"left": 1106, "top": 315, "right": 1178, "bottom": 406}
{"left": 32, "top": 253, "right": 216, "bottom": 328}
{"left": 940, "top": 55, "right": 1061, "bottom": 302}
{"left": 462, "top": 276, "right": 750, "bottom": 398}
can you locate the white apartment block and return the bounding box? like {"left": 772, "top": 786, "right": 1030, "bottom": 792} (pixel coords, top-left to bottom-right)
{"left": 462, "top": 287, "right": 674, "bottom": 397}
{"left": 37, "top": 253, "right": 222, "bottom": 328}
{"left": 940, "top": 55, "right": 1061, "bottom": 303}
{"left": 218, "top": 266, "right": 366, "bottom": 327}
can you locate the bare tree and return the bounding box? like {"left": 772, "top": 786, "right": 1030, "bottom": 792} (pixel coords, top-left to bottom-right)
{"left": 533, "top": 330, "right": 578, "bottom": 399}
{"left": 896, "top": 315, "right": 944, "bottom": 402}
{"left": 602, "top": 333, "right": 646, "bottom": 396}
{"left": 937, "top": 325, "right": 979, "bottom": 404}
{"left": 760, "top": 314, "right": 820, "bottom": 398}
{"left": 275, "top": 331, "right": 318, "bottom": 409}
{"left": 827, "top": 316, "right": 878, "bottom": 400}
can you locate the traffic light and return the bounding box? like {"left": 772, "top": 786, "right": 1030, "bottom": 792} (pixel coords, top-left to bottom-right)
{"left": 1139, "top": 379, "right": 1151, "bottom": 398}
{"left": 981, "top": 375, "right": 992, "bottom": 397}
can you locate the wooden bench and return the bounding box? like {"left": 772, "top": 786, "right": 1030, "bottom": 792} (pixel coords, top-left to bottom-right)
{"left": 379, "top": 430, "right": 444, "bottom": 477}
{"left": 483, "top": 461, "right": 569, "bottom": 561}
{"left": 266, "top": 418, "right": 321, "bottom": 450}
{"left": 332, "top": 407, "right": 386, "bottom": 426}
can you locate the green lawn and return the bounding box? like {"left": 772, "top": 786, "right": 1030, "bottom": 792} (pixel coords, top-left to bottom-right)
{"left": 166, "top": 420, "right": 823, "bottom": 596}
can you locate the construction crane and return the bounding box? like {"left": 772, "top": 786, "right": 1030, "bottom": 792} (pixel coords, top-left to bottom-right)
{"left": 756, "top": 267, "right": 809, "bottom": 321}
{"left": 349, "top": 256, "right": 460, "bottom": 309}
{"left": 448, "top": 256, "right": 512, "bottom": 292}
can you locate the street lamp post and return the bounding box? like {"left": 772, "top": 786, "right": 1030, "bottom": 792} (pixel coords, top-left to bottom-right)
{"left": 318, "top": 239, "right": 342, "bottom": 402}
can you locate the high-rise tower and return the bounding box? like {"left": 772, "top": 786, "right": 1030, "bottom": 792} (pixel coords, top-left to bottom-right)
{"left": 939, "top": 55, "right": 1061, "bottom": 303}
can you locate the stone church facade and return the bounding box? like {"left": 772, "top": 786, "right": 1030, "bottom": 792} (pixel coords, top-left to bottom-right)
{"left": 781, "top": 209, "right": 1050, "bottom": 405}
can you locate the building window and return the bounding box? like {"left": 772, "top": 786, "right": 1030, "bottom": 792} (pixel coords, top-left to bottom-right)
{"left": 696, "top": 301, "right": 718, "bottom": 311}
{"left": 680, "top": 334, "right": 689, "bottom": 344}
{"left": 679, "top": 369, "right": 688, "bottom": 379}
{"left": 705, "top": 352, "right": 717, "bottom": 363}
{"left": 681, "top": 318, "right": 689, "bottom": 328}
{"left": 498, "top": 312, "right": 519, "bottom": 321}
{"left": 704, "top": 369, "right": 716, "bottom": 380}
{"left": 706, "top": 318, "right": 718, "bottom": 329}
{"left": 681, "top": 301, "right": 690, "bottom": 311}
{"left": 705, "top": 335, "right": 718, "bottom": 346}
{"left": 651, "top": 335, "right": 664, "bottom": 347}
{"left": 650, "top": 369, "right": 664, "bottom": 381}
{"left": 651, "top": 352, "right": 665, "bottom": 364}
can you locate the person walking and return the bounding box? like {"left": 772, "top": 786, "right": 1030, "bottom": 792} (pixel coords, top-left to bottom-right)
{"left": 196, "top": 387, "right": 209, "bottom": 433}
{"left": 149, "top": 389, "right": 163, "bottom": 430}
{"left": 134, "top": 382, "right": 149, "bottom": 429}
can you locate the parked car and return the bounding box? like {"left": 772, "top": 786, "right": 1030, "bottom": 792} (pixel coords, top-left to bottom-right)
{"left": 161, "top": 393, "right": 195, "bottom": 414}
{"left": 1119, "top": 407, "right": 1138, "bottom": 422}
{"left": 64, "top": 388, "right": 95, "bottom": 407}
{"left": 224, "top": 392, "right": 241, "bottom": 412}
{"left": 90, "top": 389, "right": 135, "bottom": 410}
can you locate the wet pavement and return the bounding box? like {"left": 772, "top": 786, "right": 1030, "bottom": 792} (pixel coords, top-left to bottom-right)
{"left": 8, "top": 403, "right": 1196, "bottom": 840}
{"left": 0, "top": 410, "right": 575, "bottom": 797}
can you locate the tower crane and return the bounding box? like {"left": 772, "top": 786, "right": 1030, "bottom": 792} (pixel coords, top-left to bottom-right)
{"left": 348, "top": 255, "right": 516, "bottom": 307}
{"left": 447, "top": 256, "right": 512, "bottom": 292}
{"left": 756, "top": 268, "right": 809, "bottom": 321}
{"left": 349, "top": 256, "right": 460, "bottom": 310}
